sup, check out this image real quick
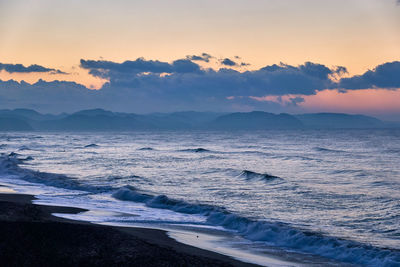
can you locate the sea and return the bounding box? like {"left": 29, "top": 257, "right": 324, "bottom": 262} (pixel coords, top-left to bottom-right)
{"left": 0, "top": 129, "right": 399, "bottom": 266}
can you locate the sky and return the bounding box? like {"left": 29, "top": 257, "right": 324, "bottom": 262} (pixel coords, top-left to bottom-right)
{"left": 0, "top": 0, "right": 399, "bottom": 120}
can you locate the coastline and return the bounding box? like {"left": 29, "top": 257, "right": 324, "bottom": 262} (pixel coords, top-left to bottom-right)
{"left": 0, "top": 192, "right": 260, "bottom": 267}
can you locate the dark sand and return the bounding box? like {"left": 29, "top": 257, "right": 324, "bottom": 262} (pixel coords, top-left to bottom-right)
{"left": 0, "top": 193, "right": 258, "bottom": 267}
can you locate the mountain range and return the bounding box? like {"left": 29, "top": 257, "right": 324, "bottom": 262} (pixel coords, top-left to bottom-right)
{"left": 0, "top": 108, "right": 398, "bottom": 131}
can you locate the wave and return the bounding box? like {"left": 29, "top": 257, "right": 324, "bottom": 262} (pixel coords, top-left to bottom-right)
{"left": 84, "top": 143, "right": 99, "bottom": 148}
{"left": 138, "top": 147, "right": 155, "bottom": 151}
{"left": 240, "top": 170, "right": 282, "bottom": 182}
{"left": 112, "top": 186, "right": 400, "bottom": 266}
{"left": 18, "top": 145, "right": 32, "bottom": 151}
{"left": 179, "top": 148, "right": 212, "bottom": 153}
{"left": 0, "top": 155, "right": 112, "bottom": 193}
{"left": 314, "top": 147, "right": 345, "bottom": 153}
{"left": 8, "top": 152, "right": 21, "bottom": 157}
{"left": 385, "top": 148, "right": 400, "bottom": 154}
{"left": 332, "top": 169, "right": 368, "bottom": 177}
{"left": 112, "top": 186, "right": 218, "bottom": 215}
{"left": 1, "top": 153, "right": 399, "bottom": 266}
{"left": 240, "top": 150, "right": 272, "bottom": 156}
{"left": 21, "top": 156, "right": 34, "bottom": 162}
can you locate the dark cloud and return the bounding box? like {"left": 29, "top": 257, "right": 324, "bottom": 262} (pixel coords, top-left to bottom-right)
{"left": 299, "top": 62, "right": 342, "bottom": 79}
{"left": 260, "top": 62, "right": 346, "bottom": 80}
{"left": 80, "top": 58, "right": 174, "bottom": 78}
{"left": 338, "top": 61, "right": 400, "bottom": 89}
{"left": 0, "top": 58, "right": 398, "bottom": 114}
{"left": 289, "top": 97, "right": 305, "bottom": 106}
{"left": 171, "top": 59, "right": 202, "bottom": 73}
{"left": 80, "top": 58, "right": 202, "bottom": 82}
{"left": 74, "top": 59, "right": 342, "bottom": 113}
{"left": 220, "top": 58, "right": 238, "bottom": 66}
{"left": 186, "top": 53, "right": 212, "bottom": 62}
{"left": 86, "top": 60, "right": 338, "bottom": 96}
{"left": 0, "top": 79, "right": 95, "bottom": 113}
{"left": 51, "top": 70, "right": 68, "bottom": 75}
{"left": 0, "top": 63, "right": 66, "bottom": 74}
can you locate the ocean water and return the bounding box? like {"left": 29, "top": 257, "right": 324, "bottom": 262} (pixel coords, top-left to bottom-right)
{"left": 0, "top": 130, "right": 399, "bottom": 266}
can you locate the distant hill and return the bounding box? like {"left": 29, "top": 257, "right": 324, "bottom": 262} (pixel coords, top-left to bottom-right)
{"left": 0, "top": 108, "right": 65, "bottom": 121}
{"left": 37, "top": 109, "right": 154, "bottom": 131}
{"left": 207, "top": 111, "right": 304, "bottom": 130}
{"left": 295, "top": 113, "right": 384, "bottom": 129}
{"left": 0, "top": 108, "right": 395, "bottom": 131}
{"left": 146, "top": 111, "right": 223, "bottom": 129}
{"left": 0, "top": 117, "right": 33, "bottom": 131}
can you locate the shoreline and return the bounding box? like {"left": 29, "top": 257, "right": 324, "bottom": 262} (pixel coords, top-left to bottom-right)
{"left": 0, "top": 192, "right": 260, "bottom": 266}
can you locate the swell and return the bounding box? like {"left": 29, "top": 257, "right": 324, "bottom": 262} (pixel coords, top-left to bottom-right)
{"left": 0, "top": 154, "right": 113, "bottom": 193}
{"left": 84, "top": 143, "right": 99, "bottom": 148}
{"left": 239, "top": 170, "right": 282, "bottom": 182}
{"left": 138, "top": 147, "right": 155, "bottom": 151}
{"left": 112, "top": 186, "right": 400, "bottom": 266}
{"left": 1, "top": 153, "right": 399, "bottom": 266}
{"left": 178, "top": 148, "right": 212, "bottom": 153}
{"left": 314, "top": 147, "right": 346, "bottom": 153}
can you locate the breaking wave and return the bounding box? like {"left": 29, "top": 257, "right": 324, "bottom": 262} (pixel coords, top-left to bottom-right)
{"left": 179, "top": 148, "right": 212, "bottom": 153}
{"left": 112, "top": 186, "right": 400, "bottom": 266}
{"left": 84, "top": 143, "right": 99, "bottom": 148}
{"left": 240, "top": 170, "right": 282, "bottom": 182}
{"left": 18, "top": 145, "right": 32, "bottom": 151}
{"left": 314, "top": 147, "right": 345, "bottom": 153}
{"left": 1, "top": 153, "right": 399, "bottom": 266}
{"left": 0, "top": 154, "right": 112, "bottom": 193}
{"left": 138, "top": 147, "right": 155, "bottom": 151}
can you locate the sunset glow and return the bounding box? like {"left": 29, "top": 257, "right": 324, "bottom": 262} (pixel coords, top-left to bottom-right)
{"left": 0, "top": 0, "right": 399, "bottom": 119}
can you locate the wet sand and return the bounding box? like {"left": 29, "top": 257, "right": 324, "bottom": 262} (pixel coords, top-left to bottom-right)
{"left": 0, "top": 193, "right": 258, "bottom": 267}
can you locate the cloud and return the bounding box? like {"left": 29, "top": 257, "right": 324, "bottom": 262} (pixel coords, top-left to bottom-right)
{"left": 289, "top": 96, "right": 305, "bottom": 105}
{"left": 171, "top": 59, "right": 202, "bottom": 73}
{"left": 260, "top": 62, "right": 346, "bottom": 80}
{"left": 186, "top": 53, "right": 213, "bottom": 62}
{"left": 74, "top": 59, "right": 345, "bottom": 112}
{"left": 218, "top": 57, "right": 250, "bottom": 67}
{"left": 338, "top": 61, "right": 400, "bottom": 89}
{"left": 80, "top": 58, "right": 202, "bottom": 82}
{"left": 0, "top": 58, "right": 398, "bottom": 114}
{"left": 0, "top": 63, "right": 67, "bottom": 74}
{"left": 0, "top": 79, "right": 95, "bottom": 112}
{"left": 220, "top": 58, "right": 238, "bottom": 66}
{"left": 86, "top": 59, "right": 339, "bottom": 96}
{"left": 80, "top": 58, "right": 173, "bottom": 78}
{"left": 81, "top": 58, "right": 346, "bottom": 98}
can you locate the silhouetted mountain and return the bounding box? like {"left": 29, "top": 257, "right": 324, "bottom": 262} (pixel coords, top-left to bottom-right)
{"left": 296, "top": 113, "right": 384, "bottom": 129}
{"left": 0, "top": 108, "right": 65, "bottom": 121}
{"left": 37, "top": 111, "right": 154, "bottom": 131}
{"left": 0, "top": 108, "right": 394, "bottom": 131}
{"left": 146, "top": 111, "right": 223, "bottom": 129}
{"left": 207, "top": 111, "right": 304, "bottom": 130}
{"left": 0, "top": 117, "right": 33, "bottom": 131}
{"left": 72, "top": 108, "right": 116, "bottom": 117}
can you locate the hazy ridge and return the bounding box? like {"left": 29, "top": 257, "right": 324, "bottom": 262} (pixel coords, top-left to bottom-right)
{"left": 0, "top": 108, "right": 398, "bottom": 131}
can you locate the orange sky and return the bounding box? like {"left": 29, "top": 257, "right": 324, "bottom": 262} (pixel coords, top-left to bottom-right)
{"left": 1, "top": 0, "right": 399, "bottom": 75}
{"left": 300, "top": 90, "right": 400, "bottom": 119}
{"left": 0, "top": 0, "right": 399, "bottom": 117}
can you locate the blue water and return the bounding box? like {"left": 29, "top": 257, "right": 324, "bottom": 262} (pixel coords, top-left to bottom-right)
{"left": 0, "top": 130, "right": 399, "bottom": 266}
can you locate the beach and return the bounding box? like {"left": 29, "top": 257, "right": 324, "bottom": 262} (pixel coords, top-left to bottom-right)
{"left": 0, "top": 131, "right": 399, "bottom": 266}
{"left": 0, "top": 192, "right": 257, "bottom": 267}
